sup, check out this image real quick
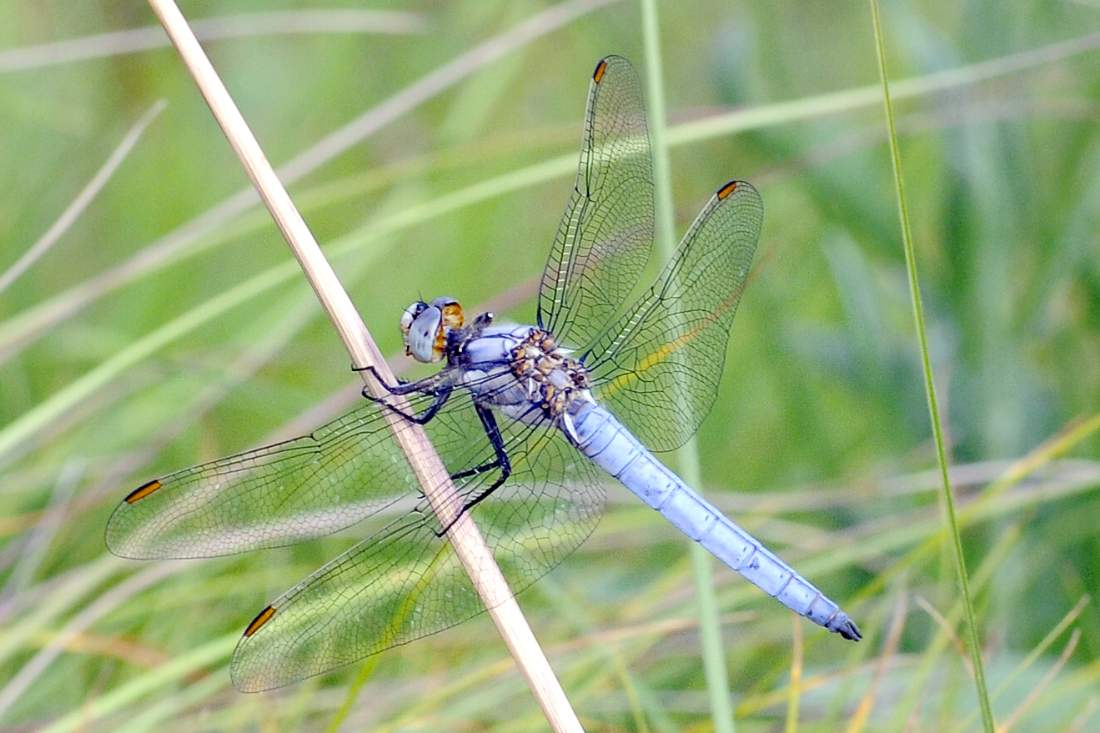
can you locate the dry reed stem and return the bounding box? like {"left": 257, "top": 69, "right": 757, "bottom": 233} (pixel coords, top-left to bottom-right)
{"left": 785, "top": 615, "right": 804, "bottom": 733}
{"left": 999, "top": 630, "right": 1080, "bottom": 732}
{"left": 914, "top": 596, "right": 971, "bottom": 675}
{"left": 846, "top": 590, "right": 908, "bottom": 733}
{"left": 143, "top": 1, "right": 582, "bottom": 729}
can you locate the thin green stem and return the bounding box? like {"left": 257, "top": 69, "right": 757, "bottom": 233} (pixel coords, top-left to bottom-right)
{"left": 867, "top": 2, "right": 996, "bottom": 731}
{"left": 641, "top": 2, "right": 735, "bottom": 732}
{"left": 784, "top": 619, "right": 803, "bottom": 733}
{"left": 40, "top": 635, "right": 237, "bottom": 733}
{"left": 640, "top": 3, "right": 675, "bottom": 257}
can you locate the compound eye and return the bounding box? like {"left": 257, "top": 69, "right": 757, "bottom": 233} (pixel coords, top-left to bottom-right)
{"left": 400, "top": 301, "right": 426, "bottom": 335}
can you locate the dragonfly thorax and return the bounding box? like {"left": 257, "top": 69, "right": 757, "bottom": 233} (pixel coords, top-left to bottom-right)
{"left": 509, "top": 328, "right": 593, "bottom": 428}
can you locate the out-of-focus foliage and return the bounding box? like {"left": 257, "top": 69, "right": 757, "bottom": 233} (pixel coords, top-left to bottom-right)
{"left": 1, "top": 1, "right": 1098, "bottom": 731}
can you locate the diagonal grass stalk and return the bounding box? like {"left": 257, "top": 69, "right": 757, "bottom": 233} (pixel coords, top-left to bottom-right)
{"left": 0, "top": 9, "right": 429, "bottom": 72}
{"left": 3, "top": 30, "right": 1096, "bottom": 362}
{"left": 39, "top": 635, "right": 237, "bottom": 733}
{"left": 948, "top": 595, "right": 1090, "bottom": 733}
{"left": 0, "top": 0, "right": 623, "bottom": 362}
{"left": 867, "top": 1, "right": 996, "bottom": 731}
{"left": 141, "top": 0, "right": 582, "bottom": 728}
{"left": 641, "top": 2, "right": 735, "bottom": 732}
{"left": 0, "top": 101, "right": 165, "bottom": 295}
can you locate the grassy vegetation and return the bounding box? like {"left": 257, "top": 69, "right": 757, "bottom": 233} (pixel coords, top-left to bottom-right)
{"left": 2, "top": 1, "right": 1099, "bottom": 731}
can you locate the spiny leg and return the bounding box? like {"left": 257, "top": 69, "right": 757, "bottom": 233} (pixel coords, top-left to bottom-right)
{"left": 354, "top": 364, "right": 439, "bottom": 396}
{"left": 437, "top": 404, "right": 511, "bottom": 536}
{"left": 365, "top": 382, "right": 453, "bottom": 425}
{"left": 354, "top": 363, "right": 453, "bottom": 423}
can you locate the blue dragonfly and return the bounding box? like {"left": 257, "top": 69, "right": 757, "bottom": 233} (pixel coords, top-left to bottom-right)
{"left": 107, "top": 55, "right": 860, "bottom": 692}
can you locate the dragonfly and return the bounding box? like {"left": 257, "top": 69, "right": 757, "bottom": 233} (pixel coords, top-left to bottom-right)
{"left": 107, "top": 55, "right": 860, "bottom": 693}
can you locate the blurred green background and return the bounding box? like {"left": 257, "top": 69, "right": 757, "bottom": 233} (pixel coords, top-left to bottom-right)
{"left": 2, "top": 1, "right": 1099, "bottom": 731}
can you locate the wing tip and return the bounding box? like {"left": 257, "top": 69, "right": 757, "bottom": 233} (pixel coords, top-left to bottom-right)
{"left": 592, "top": 57, "right": 610, "bottom": 83}
{"left": 243, "top": 603, "right": 277, "bottom": 638}
{"left": 592, "top": 54, "right": 632, "bottom": 83}
{"left": 716, "top": 180, "right": 740, "bottom": 200}
{"left": 243, "top": 605, "right": 277, "bottom": 638}
{"left": 124, "top": 479, "right": 162, "bottom": 504}
{"left": 715, "top": 180, "right": 763, "bottom": 212}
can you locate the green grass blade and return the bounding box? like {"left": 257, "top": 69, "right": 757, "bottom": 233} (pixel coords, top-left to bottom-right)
{"left": 0, "top": 261, "right": 303, "bottom": 465}
{"left": 867, "top": 1, "right": 996, "bottom": 730}
{"left": 2, "top": 32, "right": 1095, "bottom": 362}
{"left": 38, "top": 635, "right": 236, "bottom": 733}
{"left": 641, "top": 2, "right": 735, "bottom": 732}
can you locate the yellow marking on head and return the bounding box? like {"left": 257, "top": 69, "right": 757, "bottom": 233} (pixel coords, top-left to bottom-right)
{"left": 124, "top": 479, "right": 162, "bottom": 504}
{"left": 429, "top": 302, "right": 464, "bottom": 361}
{"left": 243, "top": 605, "right": 276, "bottom": 637}
{"left": 442, "top": 302, "right": 464, "bottom": 329}
{"left": 593, "top": 58, "right": 609, "bottom": 83}
{"left": 432, "top": 323, "right": 447, "bottom": 359}
{"left": 717, "top": 180, "right": 738, "bottom": 200}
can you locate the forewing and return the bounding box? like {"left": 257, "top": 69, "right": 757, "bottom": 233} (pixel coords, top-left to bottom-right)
{"left": 106, "top": 382, "right": 485, "bottom": 560}
{"left": 585, "top": 180, "right": 763, "bottom": 452}
{"left": 230, "top": 417, "right": 604, "bottom": 692}
{"left": 537, "top": 55, "right": 654, "bottom": 352}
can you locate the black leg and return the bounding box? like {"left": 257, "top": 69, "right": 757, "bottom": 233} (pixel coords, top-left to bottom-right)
{"left": 437, "top": 404, "right": 511, "bottom": 536}
{"left": 368, "top": 383, "right": 453, "bottom": 424}
{"left": 450, "top": 404, "right": 511, "bottom": 481}
{"left": 354, "top": 364, "right": 438, "bottom": 395}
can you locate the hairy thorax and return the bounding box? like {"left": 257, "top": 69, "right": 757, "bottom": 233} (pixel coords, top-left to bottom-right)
{"left": 508, "top": 329, "right": 592, "bottom": 423}
{"left": 457, "top": 324, "right": 593, "bottom": 433}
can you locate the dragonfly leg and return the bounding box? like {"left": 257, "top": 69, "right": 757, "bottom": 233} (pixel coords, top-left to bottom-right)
{"left": 352, "top": 363, "right": 405, "bottom": 389}
{"left": 365, "top": 383, "right": 453, "bottom": 425}
{"left": 356, "top": 364, "right": 448, "bottom": 396}
{"left": 437, "top": 404, "right": 511, "bottom": 536}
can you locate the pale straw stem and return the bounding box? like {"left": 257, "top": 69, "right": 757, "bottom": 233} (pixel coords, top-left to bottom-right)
{"left": 143, "top": 1, "right": 582, "bottom": 729}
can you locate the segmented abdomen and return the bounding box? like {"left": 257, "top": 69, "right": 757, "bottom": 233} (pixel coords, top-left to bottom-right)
{"left": 569, "top": 402, "right": 860, "bottom": 641}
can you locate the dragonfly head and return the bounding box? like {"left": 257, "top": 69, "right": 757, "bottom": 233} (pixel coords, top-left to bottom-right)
{"left": 400, "top": 296, "right": 464, "bottom": 363}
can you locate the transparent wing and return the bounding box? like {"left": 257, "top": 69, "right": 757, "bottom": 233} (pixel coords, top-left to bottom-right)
{"left": 584, "top": 180, "right": 763, "bottom": 452}
{"left": 536, "top": 55, "right": 654, "bottom": 352}
{"left": 105, "top": 373, "right": 495, "bottom": 560}
{"left": 230, "top": 417, "right": 604, "bottom": 692}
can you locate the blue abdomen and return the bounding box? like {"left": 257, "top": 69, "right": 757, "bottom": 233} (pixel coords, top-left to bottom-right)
{"left": 568, "top": 402, "right": 861, "bottom": 641}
